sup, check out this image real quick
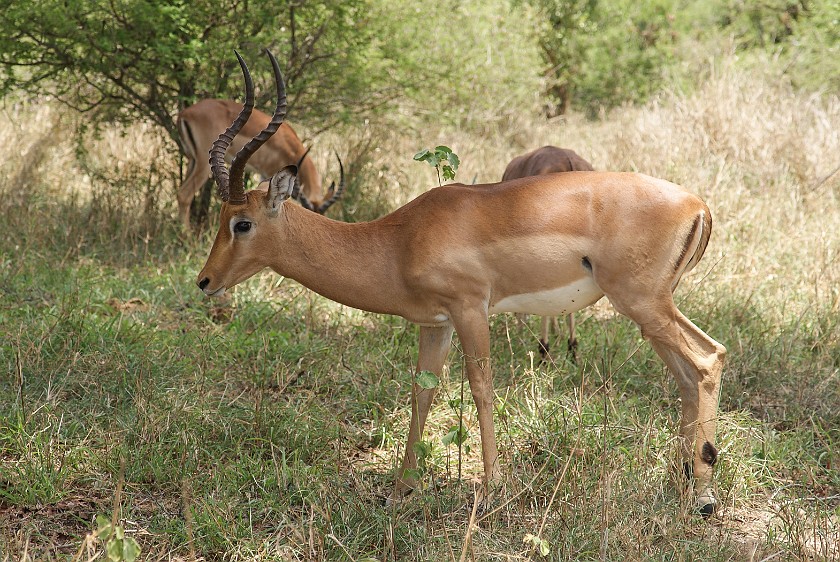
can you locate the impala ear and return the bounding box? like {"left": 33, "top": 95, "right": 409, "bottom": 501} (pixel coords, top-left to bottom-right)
{"left": 266, "top": 165, "right": 299, "bottom": 215}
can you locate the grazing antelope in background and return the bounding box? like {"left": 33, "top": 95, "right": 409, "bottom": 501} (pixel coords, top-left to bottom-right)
{"left": 502, "top": 146, "right": 595, "bottom": 360}
{"left": 197, "top": 50, "right": 726, "bottom": 515}
{"left": 177, "top": 99, "right": 344, "bottom": 228}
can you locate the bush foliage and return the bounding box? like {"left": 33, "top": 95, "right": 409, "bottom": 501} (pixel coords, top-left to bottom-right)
{"left": 1, "top": 0, "right": 836, "bottom": 142}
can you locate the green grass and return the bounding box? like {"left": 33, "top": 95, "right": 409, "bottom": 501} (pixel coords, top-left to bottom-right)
{"left": 2, "top": 197, "right": 837, "bottom": 560}
{"left": 1, "top": 64, "right": 839, "bottom": 560}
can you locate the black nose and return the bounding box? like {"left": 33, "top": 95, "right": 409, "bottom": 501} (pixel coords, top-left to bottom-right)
{"left": 198, "top": 277, "right": 210, "bottom": 290}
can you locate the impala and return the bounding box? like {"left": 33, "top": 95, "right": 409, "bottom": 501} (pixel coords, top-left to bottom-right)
{"left": 197, "top": 51, "right": 726, "bottom": 515}
{"left": 177, "top": 97, "right": 343, "bottom": 228}
{"left": 502, "top": 146, "right": 595, "bottom": 360}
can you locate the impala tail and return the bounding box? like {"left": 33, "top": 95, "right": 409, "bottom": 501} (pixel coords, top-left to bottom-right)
{"left": 672, "top": 205, "right": 713, "bottom": 292}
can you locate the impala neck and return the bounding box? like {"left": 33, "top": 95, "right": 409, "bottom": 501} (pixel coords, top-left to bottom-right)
{"left": 270, "top": 202, "right": 404, "bottom": 315}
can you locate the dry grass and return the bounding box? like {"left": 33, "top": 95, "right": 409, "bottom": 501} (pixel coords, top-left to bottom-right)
{"left": 1, "top": 58, "right": 838, "bottom": 560}
{"left": 316, "top": 59, "right": 839, "bottom": 322}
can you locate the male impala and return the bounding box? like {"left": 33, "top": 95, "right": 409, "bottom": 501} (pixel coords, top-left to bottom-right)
{"left": 197, "top": 51, "right": 726, "bottom": 515}
{"left": 177, "top": 99, "right": 343, "bottom": 227}
{"left": 502, "top": 146, "right": 595, "bottom": 360}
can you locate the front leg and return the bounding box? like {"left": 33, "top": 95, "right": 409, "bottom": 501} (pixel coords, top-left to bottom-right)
{"left": 451, "top": 306, "right": 500, "bottom": 493}
{"left": 392, "top": 325, "right": 454, "bottom": 500}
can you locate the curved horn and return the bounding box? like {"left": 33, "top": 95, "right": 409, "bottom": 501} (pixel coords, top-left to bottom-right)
{"left": 296, "top": 146, "right": 312, "bottom": 169}
{"left": 227, "top": 49, "right": 288, "bottom": 205}
{"left": 316, "top": 153, "right": 346, "bottom": 214}
{"left": 296, "top": 188, "right": 316, "bottom": 212}
{"left": 209, "top": 51, "right": 254, "bottom": 202}
{"left": 291, "top": 146, "right": 314, "bottom": 210}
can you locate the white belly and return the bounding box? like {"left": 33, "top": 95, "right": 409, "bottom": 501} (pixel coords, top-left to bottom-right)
{"left": 490, "top": 277, "right": 603, "bottom": 316}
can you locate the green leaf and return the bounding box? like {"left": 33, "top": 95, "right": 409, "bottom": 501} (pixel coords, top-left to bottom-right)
{"left": 434, "top": 145, "right": 452, "bottom": 155}
{"left": 413, "top": 149, "right": 430, "bottom": 161}
{"left": 107, "top": 538, "right": 123, "bottom": 562}
{"left": 523, "top": 534, "right": 550, "bottom": 557}
{"left": 442, "top": 165, "right": 455, "bottom": 181}
{"left": 447, "top": 152, "right": 460, "bottom": 170}
{"left": 412, "top": 440, "right": 432, "bottom": 460}
{"left": 539, "top": 538, "right": 550, "bottom": 557}
{"left": 122, "top": 536, "right": 141, "bottom": 562}
{"left": 96, "top": 514, "right": 112, "bottom": 537}
{"left": 416, "top": 370, "right": 439, "bottom": 389}
{"left": 403, "top": 468, "right": 422, "bottom": 481}
{"left": 494, "top": 397, "right": 507, "bottom": 416}
{"left": 442, "top": 425, "right": 469, "bottom": 447}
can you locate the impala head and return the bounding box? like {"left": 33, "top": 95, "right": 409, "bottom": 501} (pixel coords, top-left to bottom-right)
{"left": 196, "top": 50, "right": 344, "bottom": 297}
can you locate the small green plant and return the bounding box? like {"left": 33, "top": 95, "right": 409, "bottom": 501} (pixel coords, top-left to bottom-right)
{"left": 412, "top": 439, "right": 433, "bottom": 472}
{"left": 91, "top": 515, "right": 141, "bottom": 562}
{"left": 416, "top": 370, "right": 439, "bottom": 390}
{"left": 403, "top": 370, "right": 441, "bottom": 483}
{"left": 403, "top": 440, "right": 433, "bottom": 483}
{"left": 413, "top": 145, "right": 460, "bottom": 185}
{"left": 443, "top": 396, "right": 470, "bottom": 455}
{"left": 523, "top": 533, "right": 551, "bottom": 557}
{"left": 442, "top": 422, "right": 469, "bottom": 452}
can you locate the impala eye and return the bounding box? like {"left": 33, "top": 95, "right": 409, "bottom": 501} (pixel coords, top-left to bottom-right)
{"left": 233, "top": 220, "right": 252, "bottom": 234}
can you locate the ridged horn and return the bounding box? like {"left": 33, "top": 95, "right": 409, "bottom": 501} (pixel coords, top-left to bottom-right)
{"left": 296, "top": 152, "right": 345, "bottom": 214}
{"left": 292, "top": 147, "right": 311, "bottom": 204}
{"left": 316, "top": 153, "right": 346, "bottom": 214}
{"left": 226, "top": 49, "right": 288, "bottom": 205}
{"left": 209, "top": 51, "right": 254, "bottom": 202}
{"left": 292, "top": 146, "right": 315, "bottom": 211}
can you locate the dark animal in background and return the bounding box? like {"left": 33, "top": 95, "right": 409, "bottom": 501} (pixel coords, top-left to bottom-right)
{"left": 502, "top": 146, "right": 595, "bottom": 360}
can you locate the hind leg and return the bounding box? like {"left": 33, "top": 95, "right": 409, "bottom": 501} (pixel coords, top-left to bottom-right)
{"left": 539, "top": 315, "right": 577, "bottom": 361}
{"left": 605, "top": 289, "right": 725, "bottom": 514}
{"left": 538, "top": 316, "right": 551, "bottom": 361}
{"left": 177, "top": 156, "right": 211, "bottom": 229}
{"left": 565, "top": 314, "right": 578, "bottom": 358}
{"left": 646, "top": 310, "right": 725, "bottom": 514}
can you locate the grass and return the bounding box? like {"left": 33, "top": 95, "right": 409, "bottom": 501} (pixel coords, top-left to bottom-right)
{"left": 1, "top": 59, "right": 839, "bottom": 560}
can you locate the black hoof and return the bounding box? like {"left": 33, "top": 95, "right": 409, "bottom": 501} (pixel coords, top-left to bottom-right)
{"left": 699, "top": 501, "right": 716, "bottom": 518}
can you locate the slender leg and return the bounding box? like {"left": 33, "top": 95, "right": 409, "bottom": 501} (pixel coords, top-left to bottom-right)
{"left": 450, "top": 307, "right": 499, "bottom": 493}
{"left": 645, "top": 310, "right": 725, "bottom": 514}
{"left": 606, "top": 291, "right": 725, "bottom": 514}
{"left": 539, "top": 314, "right": 577, "bottom": 362}
{"left": 565, "top": 313, "right": 578, "bottom": 358}
{"left": 177, "top": 156, "right": 211, "bottom": 229}
{"left": 584, "top": 207, "right": 723, "bottom": 514}
{"left": 538, "top": 316, "right": 551, "bottom": 361}
{"left": 392, "top": 325, "right": 454, "bottom": 499}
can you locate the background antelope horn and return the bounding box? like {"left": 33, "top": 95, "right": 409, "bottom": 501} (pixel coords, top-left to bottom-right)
{"left": 317, "top": 153, "right": 346, "bottom": 213}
